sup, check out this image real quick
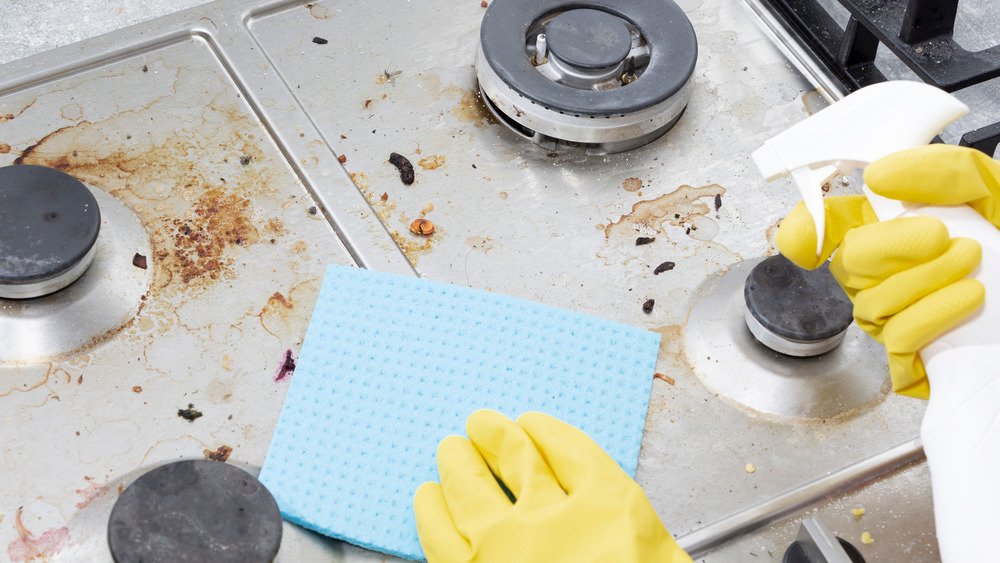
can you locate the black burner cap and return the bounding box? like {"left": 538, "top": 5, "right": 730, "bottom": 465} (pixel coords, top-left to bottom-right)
{"left": 0, "top": 165, "right": 100, "bottom": 285}
{"left": 108, "top": 460, "right": 283, "bottom": 563}
{"left": 744, "top": 254, "right": 853, "bottom": 343}
{"left": 783, "top": 537, "right": 866, "bottom": 562}
{"left": 546, "top": 9, "right": 632, "bottom": 70}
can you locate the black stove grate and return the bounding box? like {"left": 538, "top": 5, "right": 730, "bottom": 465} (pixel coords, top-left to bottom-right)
{"left": 758, "top": 0, "right": 1000, "bottom": 155}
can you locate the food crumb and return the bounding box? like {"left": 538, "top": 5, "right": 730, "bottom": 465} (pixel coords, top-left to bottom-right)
{"left": 715, "top": 193, "right": 722, "bottom": 210}
{"left": 635, "top": 236, "right": 655, "bottom": 246}
{"left": 380, "top": 192, "right": 389, "bottom": 201}
{"left": 853, "top": 507, "right": 866, "bottom": 517}
{"left": 389, "top": 152, "right": 415, "bottom": 185}
{"left": 481, "top": 0, "right": 488, "bottom": 6}
{"left": 239, "top": 155, "right": 252, "bottom": 165}
{"left": 421, "top": 203, "right": 434, "bottom": 216}
{"left": 642, "top": 299, "right": 655, "bottom": 314}
{"left": 177, "top": 404, "right": 203, "bottom": 422}
{"left": 132, "top": 253, "right": 147, "bottom": 269}
{"left": 276, "top": 350, "right": 296, "bottom": 382}
{"left": 745, "top": 463, "right": 756, "bottom": 474}
{"left": 654, "top": 372, "right": 675, "bottom": 385}
{"left": 653, "top": 261, "right": 675, "bottom": 275}
{"left": 410, "top": 218, "right": 435, "bottom": 235}
{"left": 861, "top": 531, "right": 873, "bottom": 545}
{"left": 204, "top": 445, "right": 233, "bottom": 462}
{"left": 338, "top": 154, "right": 347, "bottom": 163}
{"left": 132, "top": 386, "right": 142, "bottom": 393}
{"left": 312, "top": 36, "right": 329, "bottom": 44}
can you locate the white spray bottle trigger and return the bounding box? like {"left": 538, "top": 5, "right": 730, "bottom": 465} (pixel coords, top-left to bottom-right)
{"left": 751, "top": 81, "right": 970, "bottom": 255}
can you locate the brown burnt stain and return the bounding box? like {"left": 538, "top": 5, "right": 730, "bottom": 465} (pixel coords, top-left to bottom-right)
{"left": 306, "top": 2, "right": 333, "bottom": 18}
{"left": 0, "top": 143, "right": 10, "bottom": 154}
{"left": 258, "top": 279, "right": 321, "bottom": 340}
{"left": 0, "top": 99, "right": 36, "bottom": 123}
{"left": 605, "top": 184, "right": 727, "bottom": 239}
{"left": 651, "top": 325, "right": 691, "bottom": 373}
{"left": 265, "top": 217, "right": 286, "bottom": 236}
{"left": 204, "top": 445, "right": 233, "bottom": 462}
{"left": 418, "top": 155, "right": 446, "bottom": 170}
{"left": 166, "top": 189, "right": 260, "bottom": 284}
{"left": 12, "top": 92, "right": 279, "bottom": 304}
{"left": 291, "top": 240, "right": 308, "bottom": 254}
{"left": 450, "top": 88, "right": 497, "bottom": 126}
{"left": 622, "top": 177, "right": 642, "bottom": 192}
{"left": 765, "top": 217, "right": 783, "bottom": 256}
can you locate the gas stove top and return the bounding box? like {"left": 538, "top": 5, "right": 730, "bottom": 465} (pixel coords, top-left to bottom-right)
{"left": 2, "top": 0, "right": 974, "bottom": 560}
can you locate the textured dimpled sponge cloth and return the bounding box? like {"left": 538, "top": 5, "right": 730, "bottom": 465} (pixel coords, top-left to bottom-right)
{"left": 258, "top": 265, "right": 661, "bottom": 560}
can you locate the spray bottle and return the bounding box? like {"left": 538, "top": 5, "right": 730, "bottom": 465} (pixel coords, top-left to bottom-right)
{"left": 753, "top": 80, "right": 1000, "bottom": 562}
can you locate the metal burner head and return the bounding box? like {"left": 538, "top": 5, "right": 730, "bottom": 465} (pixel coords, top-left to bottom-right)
{"left": 743, "top": 255, "right": 854, "bottom": 357}
{"left": 0, "top": 165, "right": 100, "bottom": 299}
{"left": 476, "top": 0, "right": 697, "bottom": 155}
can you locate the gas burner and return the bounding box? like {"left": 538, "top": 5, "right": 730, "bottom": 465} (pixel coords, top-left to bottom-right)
{"left": 0, "top": 165, "right": 100, "bottom": 299}
{"left": 684, "top": 258, "right": 889, "bottom": 421}
{"left": 108, "top": 460, "right": 282, "bottom": 563}
{"left": 0, "top": 166, "right": 152, "bottom": 362}
{"left": 744, "top": 255, "right": 854, "bottom": 357}
{"left": 476, "top": 0, "right": 697, "bottom": 155}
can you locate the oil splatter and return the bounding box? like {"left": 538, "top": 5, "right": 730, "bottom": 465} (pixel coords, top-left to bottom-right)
{"left": 275, "top": 350, "right": 296, "bottom": 382}
{"left": 622, "top": 177, "right": 642, "bottom": 192}
{"left": 8, "top": 507, "right": 69, "bottom": 562}
{"left": 605, "top": 184, "right": 727, "bottom": 242}
{"left": 259, "top": 280, "right": 319, "bottom": 341}
{"left": 0, "top": 143, "right": 10, "bottom": 154}
{"left": 418, "top": 155, "right": 446, "bottom": 170}
{"left": 306, "top": 2, "right": 332, "bottom": 18}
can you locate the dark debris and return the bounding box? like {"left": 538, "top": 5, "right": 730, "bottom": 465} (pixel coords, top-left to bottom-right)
{"left": 177, "top": 404, "right": 203, "bottom": 422}
{"left": 635, "top": 237, "right": 655, "bottom": 246}
{"left": 642, "top": 299, "right": 655, "bottom": 314}
{"left": 653, "top": 261, "right": 675, "bottom": 275}
{"left": 312, "top": 37, "right": 329, "bottom": 45}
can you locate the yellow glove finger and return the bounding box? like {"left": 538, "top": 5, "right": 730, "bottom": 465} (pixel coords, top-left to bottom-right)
{"left": 882, "top": 278, "right": 985, "bottom": 355}
{"left": 465, "top": 409, "right": 565, "bottom": 505}
{"left": 865, "top": 144, "right": 1000, "bottom": 226}
{"left": 829, "top": 216, "right": 953, "bottom": 292}
{"left": 414, "top": 482, "right": 473, "bottom": 563}
{"left": 516, "top": 411, "right": 626, "bottom": 493}
{"left": 887, "top": 353, "right": 930, "bottom": 399}
{"left": 435, "top": 435, "right": 512, "bottom": 538}
{"left": 777, "top": 195, "right": 878, "bottom": 270}
{"left": 852, "top": 237, "right": 982, "bottom": 328}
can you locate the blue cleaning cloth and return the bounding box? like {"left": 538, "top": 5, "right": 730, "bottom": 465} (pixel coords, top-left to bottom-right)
{"left": 258, "top": 265, "right": 661, "bottom": 560}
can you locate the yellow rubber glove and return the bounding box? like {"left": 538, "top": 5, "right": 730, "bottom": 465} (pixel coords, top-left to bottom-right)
{"left": 414, "top": 410, "right": 691, "bottom": 563}
{"left": 777, "top": 144, "right": 997, "bottom": 398}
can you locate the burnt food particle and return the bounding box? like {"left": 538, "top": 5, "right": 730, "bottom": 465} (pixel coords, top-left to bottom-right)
{"left": 312, "top": 36, "right": 329, "bottom": 44}
{"left": 178, "top": 404, "right": 203, "bottom": 422}
{"left": 636, "top": 237, "right": 655, "bottom": 246}
{"left": 239, "top": 155, "right": 252, "bottom": 165}
{"left": 389, "top": 152, "right": 415, "bottom": 185}
{"left": 132, "top": 253, "right": 147, "bottom": 269}
{"left": 714, "top": 193, "right": 722, "bottom": 210}
{"left": 642, "top": 299, "right": 655, "bottom": 313}
{"left": 653, "top": 261, "right": 675, "bottom": 275}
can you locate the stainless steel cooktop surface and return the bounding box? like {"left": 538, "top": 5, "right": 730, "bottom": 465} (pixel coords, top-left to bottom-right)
{"left": 1, "top": 0, "right": 956, "bottom": 560}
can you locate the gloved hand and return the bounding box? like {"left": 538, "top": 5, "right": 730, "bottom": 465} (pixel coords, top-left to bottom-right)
{"left": 777, "top": 144, "right": 998, "bottom": 398}
{"left": 414, "top": 410, "right": 691, "bottom": 563}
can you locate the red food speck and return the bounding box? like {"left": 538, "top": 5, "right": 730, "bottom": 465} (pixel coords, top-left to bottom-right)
{"left": 275, "top": 349, "right": 296, "bottom": 382}
{"left": 75, "top": 480, "right": 110, "bottom": 509}
{"left": 8, "top": 508, "right": 70, "bottom": 562}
